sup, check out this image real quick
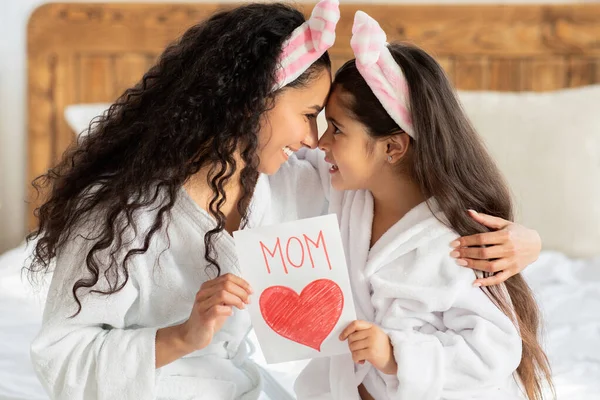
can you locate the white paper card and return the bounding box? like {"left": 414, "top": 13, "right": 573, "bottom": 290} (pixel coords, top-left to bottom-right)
{"left": 234, "top": 214, "right": 357, "bottom": 364}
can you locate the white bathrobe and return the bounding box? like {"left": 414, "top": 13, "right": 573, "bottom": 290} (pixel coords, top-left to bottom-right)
{"left": 294, "top": 150, "right": 524, "bottom": 400}
{"left": 30, "top": 156, "right": 327, "bottom": 400}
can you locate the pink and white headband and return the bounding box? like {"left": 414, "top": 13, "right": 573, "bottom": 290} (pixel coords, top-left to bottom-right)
{"left": 274, "top": 0, "right": 340, "bottom": 91}
{"left": 350, "top": 11, "right": 414, "bottom": 138}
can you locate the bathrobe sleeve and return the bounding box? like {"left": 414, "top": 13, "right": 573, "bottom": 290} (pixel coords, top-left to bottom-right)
{"left": 30, "top": 232, "right": 159, "bottom": 400}
{"left": 294, "top": 148, "right": 332, "bottom": 202}
{"left": 268, "top": 150, "right": 330, "bottom": 221}
{"left": 371, "top": 240, "right": 523, "bottom": 399}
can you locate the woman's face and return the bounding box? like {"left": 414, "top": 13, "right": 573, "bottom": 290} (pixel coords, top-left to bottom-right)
{"left": 257, "top": 68, "right": 331, "bottom": 175}
{"left": 318, "top": 87, "right": 385, "bottom": 191}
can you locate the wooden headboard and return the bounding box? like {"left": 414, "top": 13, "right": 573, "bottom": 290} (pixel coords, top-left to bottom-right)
{"left": 27, "top": 3, "right": 600, "bottom": 229}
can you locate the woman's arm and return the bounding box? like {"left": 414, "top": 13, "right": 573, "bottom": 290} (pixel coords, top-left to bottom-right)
{"left": 155, "top": 324, "right": 193, "bottom": 368}
{"left": 31, "top": 260, "right": 160, "bottom": 400}
{"left": 294, "top": 147, "right": 332, "bottom": 201}
{"left": 269, "top": 149, "right": 331, "bottom": 220}
{"left": 31, "top": 231, "right": 249, "bottom": 399}
{"left": 450, "top": 210, "right": 542, "bottom": 286}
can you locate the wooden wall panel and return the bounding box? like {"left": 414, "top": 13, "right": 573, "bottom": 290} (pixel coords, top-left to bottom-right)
{"left": 78, "top": 55, "right": 117, "bottom": 103}
{"left": 27, "top": 4, "right": 225, "bottom": 54}
{"left": 543, "top": 7, "right": 600, "bottom": 56}
{"left": 114, "top": 54, "right": 154, "bottom": 97}
{"left": 521, "top": 58, "right": 567, "bottom": 91}
{"left": 436, "top": 57, "right": 455, "bottom": 82}
{"left": 27, "top": 53, "right": 55, "bottom": 211}
{"left": 54, "top": 54, "right": 77, "bottom": 161}
{"left": 455, "top": 57, "right": 489, "bottom": 91}
{"left": 567, "top": 58, "right": 596, "bottom": 88}
{"left": 488, "top": 59, "right": 522, "bottom": 92}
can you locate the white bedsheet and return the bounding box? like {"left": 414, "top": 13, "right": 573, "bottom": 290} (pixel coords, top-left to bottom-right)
{"left": 0, "top": 242, "right": 48, "bottom": 400}
{"left": 1, "top": 243, "right": 598, "bottom": 399}
{"left": 522, "top": 252, "right": 600, "bottom": 398}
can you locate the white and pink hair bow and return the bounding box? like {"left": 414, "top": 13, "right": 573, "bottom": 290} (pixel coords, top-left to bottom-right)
{"left": 274, "top": 0, "right": 340, "bottom": 90}
{"left": 350, "top": 11, "right": 414, "bottom": 137}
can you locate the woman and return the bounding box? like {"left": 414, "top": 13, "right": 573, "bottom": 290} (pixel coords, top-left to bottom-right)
{"left": 29, "top": 2, "right": 335, "bottom": 399}
{"left": 28, "top": 2, "right": 540, "bottom": 399}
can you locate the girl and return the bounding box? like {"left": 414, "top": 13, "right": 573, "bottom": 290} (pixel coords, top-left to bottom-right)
{"left": 295, "top": 11, "right": 552, "bottom": 400}
{"left": 28, "top": 2, "right": 338, "bottom": 399}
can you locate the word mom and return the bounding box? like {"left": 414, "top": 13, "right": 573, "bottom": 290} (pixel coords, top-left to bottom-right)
{"left": 260, "top": 230, "right": 333, "bottom": 274}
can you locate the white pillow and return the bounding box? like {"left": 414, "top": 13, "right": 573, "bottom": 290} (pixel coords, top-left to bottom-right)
{"left": 458, "top": 85, "right": 600, "bottom": 258}
{"left": 64, "top": 85, "right": 600, "bottom": 258}
{"left": 64, "top": 103, "right": 111, "bottom": 140}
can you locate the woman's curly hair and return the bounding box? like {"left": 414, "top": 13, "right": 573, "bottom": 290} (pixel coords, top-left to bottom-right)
{"left": 26, "top": 3, "right": 331, "bottom": 316}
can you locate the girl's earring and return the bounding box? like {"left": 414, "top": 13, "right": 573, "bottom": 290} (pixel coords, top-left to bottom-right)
{"left": 387, "top": 156, "right": 393, "bottom": 163}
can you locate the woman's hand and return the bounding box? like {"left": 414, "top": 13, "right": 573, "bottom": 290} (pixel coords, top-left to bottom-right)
{"left": 450, "top": 210, "right": 542, "bottom": 287}
{"left": 340, "top": 320, "right": 397, "bottom": 375}
{"left": 180, "top": 273, "right": 253, "bottom": 351}
{"left": 155, "top": 273, "right": 252, "bottom": 368}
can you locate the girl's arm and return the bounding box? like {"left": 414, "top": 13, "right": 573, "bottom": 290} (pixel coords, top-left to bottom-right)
{"left": 370, "top": 245, "right": 522, "bottom": 400}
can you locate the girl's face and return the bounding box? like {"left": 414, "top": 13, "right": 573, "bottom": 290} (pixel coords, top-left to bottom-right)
{"left": 257, "top": 68, "right": 331, "bottom": 175}
{"left": 319, "top": 88, "right": 388, "bottom": 191}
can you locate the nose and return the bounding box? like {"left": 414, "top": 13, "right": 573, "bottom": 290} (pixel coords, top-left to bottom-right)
{"left": 318, "top": 127, "right": 332, "bottom": 152}
{"left": 301, "top": 120, "right": 319, "bottom": 149}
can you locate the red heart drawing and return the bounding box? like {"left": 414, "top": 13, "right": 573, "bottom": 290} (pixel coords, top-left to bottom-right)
{"left": 259, "top": 279, "right": 344, "bottom": 351}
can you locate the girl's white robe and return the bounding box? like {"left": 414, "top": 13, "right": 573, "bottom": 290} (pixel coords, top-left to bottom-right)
{"left": 294, "top": 150, "right": 523, "bottom": 400}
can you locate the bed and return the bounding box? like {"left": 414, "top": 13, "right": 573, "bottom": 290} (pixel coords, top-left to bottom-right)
{"left": 2, "top": 2, "right": 599, "bottom": 399}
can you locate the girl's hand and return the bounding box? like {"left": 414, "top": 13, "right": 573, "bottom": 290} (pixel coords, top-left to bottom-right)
{"left": 340, "top": 320, "right": 397, "bottom": 375}
{"left": 179, "top": 273, "right": 253, "bottom": 352}
{"left": 450, "top": 210, "right": 542, "bottom": 287}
